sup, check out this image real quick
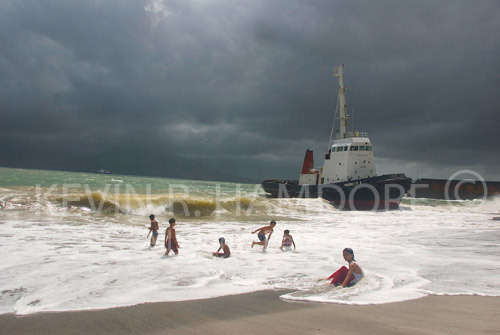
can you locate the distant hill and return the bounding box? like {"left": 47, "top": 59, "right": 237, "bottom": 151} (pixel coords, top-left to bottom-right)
{"left": 0, "top": 146, "right": 256, "bottom": 183}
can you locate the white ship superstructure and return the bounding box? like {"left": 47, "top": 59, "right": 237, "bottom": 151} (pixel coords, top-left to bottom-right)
{"left": 299, "top": 65, "right": 376, "bottom": 185}
{"left": 322, "top": 136, "right": 376, "bottom": 183}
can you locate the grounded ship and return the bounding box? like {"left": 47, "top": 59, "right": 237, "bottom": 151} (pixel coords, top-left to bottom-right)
{"left": 262, "top": 65, "right": 412, "bottom": 210}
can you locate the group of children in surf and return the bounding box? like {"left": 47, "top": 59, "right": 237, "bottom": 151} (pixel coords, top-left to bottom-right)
{"left": 147, "top": 215, "right": 363, "bottom": 287}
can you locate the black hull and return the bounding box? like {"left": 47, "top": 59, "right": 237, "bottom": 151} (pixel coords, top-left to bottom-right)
{"left": 262, "top": 174, "right": 412, "bottom": 210}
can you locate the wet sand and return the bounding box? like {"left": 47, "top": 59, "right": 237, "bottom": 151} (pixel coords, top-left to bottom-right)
{"left": 1, "top": 291, "right": 499, "bottom": 335}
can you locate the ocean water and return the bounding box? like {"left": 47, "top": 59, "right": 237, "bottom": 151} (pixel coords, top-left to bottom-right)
{"left": 0, "top": 167, "right": 499, "bottom": 315}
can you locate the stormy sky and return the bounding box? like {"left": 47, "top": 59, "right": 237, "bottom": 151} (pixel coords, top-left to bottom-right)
{"left": 1, "top": 0, "right": 499, "bottom": 181}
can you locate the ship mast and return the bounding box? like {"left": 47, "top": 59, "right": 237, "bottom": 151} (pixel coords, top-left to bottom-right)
{"left": 333, "top": 64, "right": 349, "bottom": 138}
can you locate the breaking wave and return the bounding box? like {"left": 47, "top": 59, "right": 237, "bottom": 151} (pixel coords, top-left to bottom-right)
{"left": 0, "top": 188, "right": 273, "bottom": 217}
{"left": 2, "top": 185, "right": 499, "bottom": 219}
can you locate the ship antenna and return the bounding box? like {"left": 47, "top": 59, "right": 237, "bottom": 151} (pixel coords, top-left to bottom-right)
{"left": 351, "top": 107, "right": 354, "bottom": 134}
{"left": 333, "top": 64, "right": 349, "bottom": 139}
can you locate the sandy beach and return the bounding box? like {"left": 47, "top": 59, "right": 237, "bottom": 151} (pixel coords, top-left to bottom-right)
{"left": 1, "top": 291, "right": 499, "bottom": 335}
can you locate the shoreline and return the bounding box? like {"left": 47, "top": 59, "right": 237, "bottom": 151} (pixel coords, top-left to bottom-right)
{"left": 1, "top": 291, "right": 499, "bottom": 335}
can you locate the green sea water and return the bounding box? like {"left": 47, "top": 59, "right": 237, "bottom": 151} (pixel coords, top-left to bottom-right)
{"left": 0, "top": 166, "right": 272, "bottom": 220}
{"left": 0, "top": 167, "right": 258, "bottom": 194}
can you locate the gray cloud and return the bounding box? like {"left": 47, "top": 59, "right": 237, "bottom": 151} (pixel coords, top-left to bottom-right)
{"left": 1, "top": 0, "right": 499, "bottom": 180}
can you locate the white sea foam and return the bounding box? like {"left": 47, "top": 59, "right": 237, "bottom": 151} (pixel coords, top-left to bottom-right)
{"left": 0, "top": 188, "right": 499, "bottom": 315}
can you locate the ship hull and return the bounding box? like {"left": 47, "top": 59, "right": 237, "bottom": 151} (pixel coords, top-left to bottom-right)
{"left": 262, "top": 174, "right": 412, "bottom": 210}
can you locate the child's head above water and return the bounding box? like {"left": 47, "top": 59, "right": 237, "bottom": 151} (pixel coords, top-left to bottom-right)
{"left": 343, "top": 247, "right": 355, "bottom": 261}
{"left": 149, "top": 214, "right": 155, "bottom": 220}
{"left": 270, "top": 220, "right": 276, "bottom": 226}
{"left": 284, "top": 229, "right": 290, "bottom": 235}
{"left": 218, "top": 237, "right": 225, "bottom": 244}
{"left": 168, "top": 218, "right": 176, "bottom": 225}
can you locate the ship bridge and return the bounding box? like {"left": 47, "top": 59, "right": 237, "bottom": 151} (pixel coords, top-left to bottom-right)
{"left": 331, "top": 136, "right": 372, "bottom": 149}
{"left": 321, "top": 135, "right": 376, "bottom": 184}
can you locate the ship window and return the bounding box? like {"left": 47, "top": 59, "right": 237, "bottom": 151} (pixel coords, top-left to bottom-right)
{"left": 366, "top": 146, "right": 372, "bottom": 151}
{"left": 350, "top": 146, "right": 359, "bottom": 151}
{"left": 337, "top": 147, "right": 343, "bottom": 152}
{"left": 344, "top": 146, "right": 348, "bottom": 151}
{"left": 359, "top": 146, "right": 365, "bottom": 151}
{"left": 331, "top": 147, "right": 336, "bottom": 152}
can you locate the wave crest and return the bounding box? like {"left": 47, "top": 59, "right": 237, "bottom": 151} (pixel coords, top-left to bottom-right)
{"left": 20, "top": 191, "right": 269, "bottom": 217}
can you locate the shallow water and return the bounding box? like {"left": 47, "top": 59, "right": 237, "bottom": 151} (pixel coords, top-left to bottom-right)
{"left": 1, "top": 167, "right": 499, "bottom": 315}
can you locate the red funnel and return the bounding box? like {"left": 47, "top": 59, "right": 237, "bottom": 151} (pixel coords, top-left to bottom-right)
{"left": 301, "top": 149, "right": 314, "bottom": 174}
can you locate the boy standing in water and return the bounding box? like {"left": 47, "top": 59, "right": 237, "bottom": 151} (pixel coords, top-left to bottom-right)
{"left": 164, "top": 218, "right": 180, "bottom": 255}
{"left": 147, "top": 214, "right": 159, "bottom": 247}
{"left": 212, "top": 237, "right": 231, "bottom": 258}
{"left": 280, "top": 229, "right": 296, "bottom": 251}
{"left": 251, "top": 220, "right": 276, "bottom": 250}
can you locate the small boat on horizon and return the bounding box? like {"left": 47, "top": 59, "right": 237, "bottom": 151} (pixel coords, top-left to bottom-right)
{"left": 261, "top": 65, "right": 412, "bottom": 210}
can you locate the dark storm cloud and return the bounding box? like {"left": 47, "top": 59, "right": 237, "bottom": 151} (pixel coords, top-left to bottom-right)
{"left": 1, "top": 0, "right": 499, "bottom": 180}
